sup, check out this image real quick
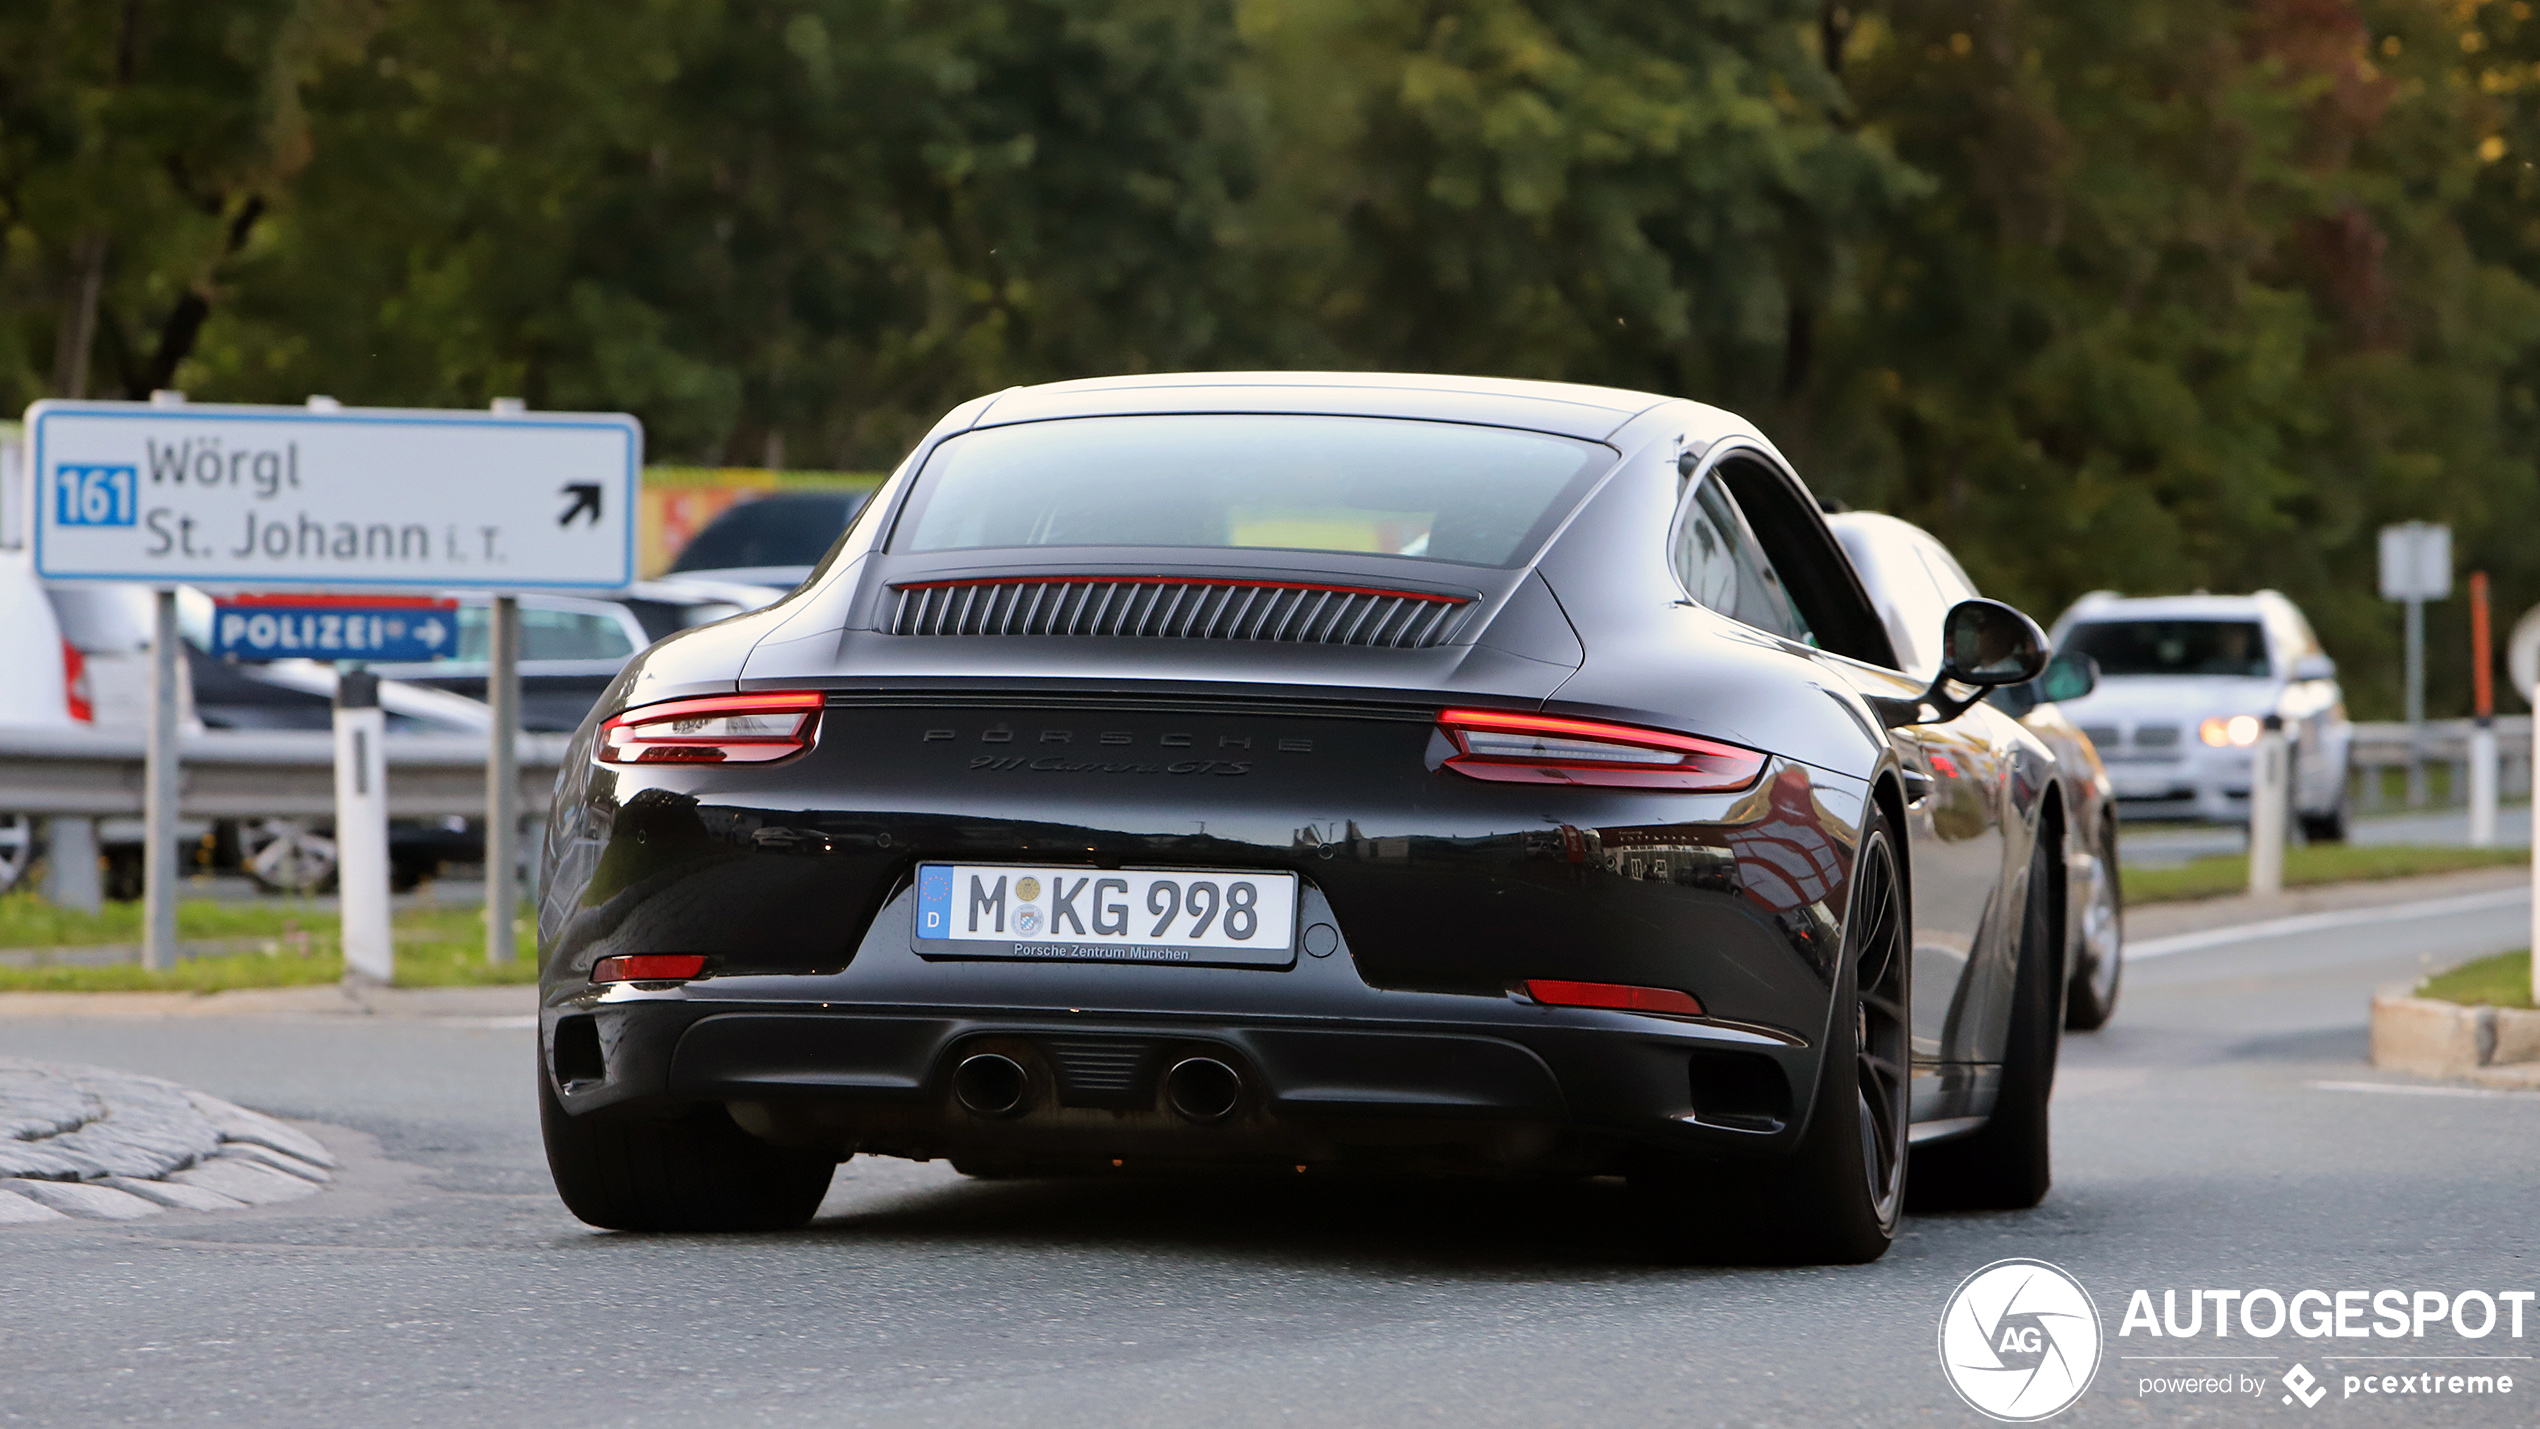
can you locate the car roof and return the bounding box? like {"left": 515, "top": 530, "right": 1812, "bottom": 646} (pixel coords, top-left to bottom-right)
{"left": 1824, "top": 510, "right": 1943, "bottom": 551}
{"left": 2065, "top": 593, "right": 2276, "bottom": 620}
{"left": 968, "top": 371, "right": 1733, "bottom": 444}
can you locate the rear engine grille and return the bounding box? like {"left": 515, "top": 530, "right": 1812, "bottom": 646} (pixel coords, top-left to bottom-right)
{"left": 888, "top": 577, "right": 1471, "bottom": 649}
{"left": 1044, "top": 1038, "right": 1155, "bottom": 1101}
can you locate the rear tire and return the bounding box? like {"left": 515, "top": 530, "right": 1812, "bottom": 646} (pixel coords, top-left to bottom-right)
{"left": 539, "top": 1062, "right": 836, "bottom": 1232}
{"left": 1636, "top": 809, "right": 1909, "bottom": 1265}
{"left": 1909, "top": 827, "right": 2060, "bottom": 1211}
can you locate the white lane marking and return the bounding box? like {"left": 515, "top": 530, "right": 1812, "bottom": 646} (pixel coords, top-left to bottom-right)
{"left": 2309, "top": 1080, "right": 2540, "bottom": 1101}
{"left": 2128, "top": 886, "right": 2531, "bottom": 960}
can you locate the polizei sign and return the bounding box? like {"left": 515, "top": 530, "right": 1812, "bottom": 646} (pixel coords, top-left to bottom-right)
{"left": 28, "top": 399, "right": 640, "bottom": 591}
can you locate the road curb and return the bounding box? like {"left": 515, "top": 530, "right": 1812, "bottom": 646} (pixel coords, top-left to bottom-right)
{"left": 0, "top": 1058, "right": 340, "bottom": 1224}
{"left": 2369, "top": 991, "right": 2540, "bottom": 1083}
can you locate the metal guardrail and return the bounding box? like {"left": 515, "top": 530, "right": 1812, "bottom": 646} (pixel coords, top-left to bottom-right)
{"left": 2350, "top": 717, "right": 2533, "bottom": 807}
{"left": 0, "top": 725, "right": 571, "bottom": 821}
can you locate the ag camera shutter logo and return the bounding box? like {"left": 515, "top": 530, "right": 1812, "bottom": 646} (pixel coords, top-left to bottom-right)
{"left": 1939, "top": 1258, "right": 2104, "bottom": 1421}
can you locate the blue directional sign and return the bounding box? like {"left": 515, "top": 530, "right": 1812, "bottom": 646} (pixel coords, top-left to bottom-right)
{"left": 212, "top": 597, "right": 460, "bottom": 663}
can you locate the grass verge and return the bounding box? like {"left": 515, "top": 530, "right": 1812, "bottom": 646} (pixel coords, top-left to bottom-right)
{"left": 2415, "top": 950, "right": 2536, "bottom": 1010}
{"left": 2124, "top": 843, "right": 2527, "bottom": 904}
{"left": 0, "top": 892, "right": 537, "bottom": 991}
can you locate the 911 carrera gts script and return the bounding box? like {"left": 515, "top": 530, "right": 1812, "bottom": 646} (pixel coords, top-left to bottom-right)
{"left": 968, "top": 754, "right": 1252, "bottom": 775}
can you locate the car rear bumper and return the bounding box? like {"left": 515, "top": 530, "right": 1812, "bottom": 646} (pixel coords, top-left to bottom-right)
{"left": 543, "top": 888, "right": 1825, "bottom": 1174}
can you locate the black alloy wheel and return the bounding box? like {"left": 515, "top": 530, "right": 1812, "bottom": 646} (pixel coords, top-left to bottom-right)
{"left": 1845, "top": 827, "right": 1912, "bottom": 1233}
{"left": 1638, "top": 806, "right": 1910, "bottom": 1265}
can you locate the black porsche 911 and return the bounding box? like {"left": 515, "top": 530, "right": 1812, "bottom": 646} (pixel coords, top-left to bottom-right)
{"left": 536, "top": 372, "right": 2078, "bottom": 1263}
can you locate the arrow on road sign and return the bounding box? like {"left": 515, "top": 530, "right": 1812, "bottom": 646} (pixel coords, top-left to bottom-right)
{"left": 415, "top": 617, "right": 449, "bottom": 650}
{"left": 558, "top": 482, "right": 603, "bottom": 527}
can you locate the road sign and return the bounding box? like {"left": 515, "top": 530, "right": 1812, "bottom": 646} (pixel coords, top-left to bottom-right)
{"left": 2378, "top": 521, "right": 2452, "bottom": 601}
{"left": 26, "top": 399, "right": 640, "bottom": 591}
{"left": 212, "top": 595, "right": 459, "bottom": 663}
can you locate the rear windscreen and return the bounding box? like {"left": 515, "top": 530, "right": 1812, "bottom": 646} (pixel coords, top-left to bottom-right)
{"left": 893, "top": 414, "right": 1611, "bottom": 568}
{"left": 2062, "top": 619, "right": 2270, "bottom": 677}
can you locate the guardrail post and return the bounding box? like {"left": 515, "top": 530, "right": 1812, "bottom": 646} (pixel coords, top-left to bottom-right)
{"left": 335, "top": 671, "right": 393, "bottom": 984}
{"left": 2250, "top": 718, "right": 2288, "bottom": 897}
{"left": 141, "top": 588, "right": 181, "bottom": 971}
{"left": 42, "top": 817, "right": 100, "bottom": 914}
{"left": 485, "top": 594, "right": 521, "bottom": 964}
{"left": 2471, "top": 728, "right": 2498, "bottom": 845}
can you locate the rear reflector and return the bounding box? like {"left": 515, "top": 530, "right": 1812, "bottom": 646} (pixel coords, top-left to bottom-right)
{"left": 1525, "top": 979, "right": 1705, "bottom": 1016}
{"left": 598, "top": 691, "right": 823, "bottom": 765}
{"left": 1437, "top": 708, "right": 1764, "bottom": 792}
{"left": 592, "top": 955, "right": 709, "bottom": 984}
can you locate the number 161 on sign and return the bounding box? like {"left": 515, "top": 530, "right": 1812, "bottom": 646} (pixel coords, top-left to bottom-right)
{"left": 54, "top": 464, "right": 138, "bottom": 527}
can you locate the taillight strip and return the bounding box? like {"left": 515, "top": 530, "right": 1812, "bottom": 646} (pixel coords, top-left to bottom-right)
{"left": 1435, "top": 707, "right": 1765, "bottom": 793}
{"left": 596, "top": 691, "right": 825, "bottom": 766}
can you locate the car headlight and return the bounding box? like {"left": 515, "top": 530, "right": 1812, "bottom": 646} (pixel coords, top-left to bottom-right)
{"left": 2198, "top": 714, "right": 2264, "bottom": 747}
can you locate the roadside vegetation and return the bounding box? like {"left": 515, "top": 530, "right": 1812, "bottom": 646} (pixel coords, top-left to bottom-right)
{"left": 0, "top": 893, "right": 536, "bottom": 992}
{"left": 2124, "top": 845, "right": 2528, "bottom": 905}
{"left": 10, "top": 1, "right": 2540, "bottom": 720}
{"left": 2416, "top": 950, "right": 2537, "bottom": 1010}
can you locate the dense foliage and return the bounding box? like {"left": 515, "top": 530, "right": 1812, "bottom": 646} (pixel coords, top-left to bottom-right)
{"left": 4, "top": 0, "right": 2535, "bottom": 715}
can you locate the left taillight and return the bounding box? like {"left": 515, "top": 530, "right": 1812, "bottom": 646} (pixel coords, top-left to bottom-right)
{"left": 592, "top": 954, "right": 708, "bottom": 983}
{"left": 597, "top": 691, "right": 823, "bottom": 765}
{"left": 1436, "top": 708, "right": 1765, "bottom": 792}
{"left": 62, "top": 643, "right": 92, "bottom": 724}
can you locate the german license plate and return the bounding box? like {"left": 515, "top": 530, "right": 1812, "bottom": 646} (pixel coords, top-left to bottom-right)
{"left": 914, "top": 864, "right": 1298, "bottom": 967}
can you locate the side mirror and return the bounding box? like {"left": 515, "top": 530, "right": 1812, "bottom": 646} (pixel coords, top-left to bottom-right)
{"left": 2036, "top": 650, "right": 2099, "bottom": 703}
{"left": 2291, "top": 653, "right": 2336, "bottom": 682}
{"left": 1874, "top": 599, "right": 2054, "bottom": 728}
{"left": 1940, "top": 599, "right": 2051, "bottom": 687}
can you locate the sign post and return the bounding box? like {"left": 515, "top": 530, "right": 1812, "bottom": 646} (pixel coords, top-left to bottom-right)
{"left": 486, "top": 594, "right": 522, "bottom": 965}
{"left": 2469, "top": 571, "right": 2498, "bottom": 847}
{"left": 141, "top": 589, "right": 180, "bottom": 970}
{"left": 2378, "top": 522, "right": 2452, "bottom": 807}
{"left": 30, "top": 398, "right": 639, "bottom": 979}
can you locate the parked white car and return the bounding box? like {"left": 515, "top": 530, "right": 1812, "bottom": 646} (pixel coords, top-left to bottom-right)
{"left": 0, "top": 545, "right": 80, "bottom": 894}
{"left": 2048, "top": 591, "right": 2352, "bottom": 838}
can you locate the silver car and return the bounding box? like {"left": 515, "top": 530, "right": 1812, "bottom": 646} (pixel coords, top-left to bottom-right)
{"left": 2047, "top": 591, "right": 2352, "bottom": 839}
{"left": 1829, "top": 512, "right": 2125, "bottom": 1030}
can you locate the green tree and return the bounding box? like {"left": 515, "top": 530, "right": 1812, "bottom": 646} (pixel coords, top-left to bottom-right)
{"left": 1819, "top": 0, "right": 2540, "bottom": 717}
{"left": 191, "top": 0, "right": 1260, "bottom": 466}
{"left": 0, "top": 1, "right": 375, "bottom": 408}
{"left": 1238, "top": 0, "right": 1922, "bottom": 408}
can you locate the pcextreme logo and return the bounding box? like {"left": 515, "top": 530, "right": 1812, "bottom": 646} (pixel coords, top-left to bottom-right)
{"left": 1939, "top": 1259, "right": 2104, "bottom": 1422}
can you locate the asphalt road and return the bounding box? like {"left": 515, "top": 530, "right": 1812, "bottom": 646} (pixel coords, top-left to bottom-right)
{"left": 2, "top": 896, "right": 2535, "bottom": 1427}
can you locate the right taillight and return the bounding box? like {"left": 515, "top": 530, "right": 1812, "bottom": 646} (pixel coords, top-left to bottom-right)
{"left": 1436, "top": 708, "right": 1764, "bottom": 792}
{"left": 62, "top": 642, "right": 92, "bottom": 724}
{"left": 597, "top": 691, "right": 822, "bottom": 765}
{"left": 1526, "top": 979, "right": 1705, "bottom": 1016}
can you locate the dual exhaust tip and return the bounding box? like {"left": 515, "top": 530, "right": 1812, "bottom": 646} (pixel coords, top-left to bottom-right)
{"left": 951, "top": 1051, "right": 1242, "bottom": 1124}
